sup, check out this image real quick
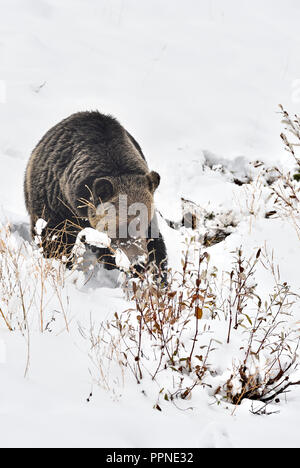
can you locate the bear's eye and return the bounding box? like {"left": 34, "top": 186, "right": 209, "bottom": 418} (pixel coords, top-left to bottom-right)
{"left": 93, "top": 178, "right": 114, "bottom": 204}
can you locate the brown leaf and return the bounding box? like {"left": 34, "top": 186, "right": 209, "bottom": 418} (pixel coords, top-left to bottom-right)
{"left": 168, "top": 291, "right": 177, "bottom": 299}
{"left": 195, "top": 307, "right": 203, "bottom": 320}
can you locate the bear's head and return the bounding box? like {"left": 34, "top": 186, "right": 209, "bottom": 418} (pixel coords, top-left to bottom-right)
{"left": 75, "top": 171, "right": 161, "bottom": 262}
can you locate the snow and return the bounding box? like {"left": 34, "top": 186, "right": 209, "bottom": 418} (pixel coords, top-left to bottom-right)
{"left": 73, "top": 228, "right": 111, "bottom": 260}
{"left": 0, "top": 0, "right": 300, "bottom": 449}
{"left": 114, "top": 248, "right": 131, "bottom": 272}
{"left": 35, "top": 218, "right": 47, "bottom": 236}
{"left": 77, "top": 228, "right": 111, "bottom": 249}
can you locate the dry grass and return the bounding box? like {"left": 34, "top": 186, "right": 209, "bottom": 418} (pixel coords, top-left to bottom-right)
{"left": 270, "top": 105, "right": 300, "bottom": 238}
{"left": 0, "top": 223, "right": 74, "bottom": 375}
{"left": 84, "top": 237, "right": 300, "bottom": 408}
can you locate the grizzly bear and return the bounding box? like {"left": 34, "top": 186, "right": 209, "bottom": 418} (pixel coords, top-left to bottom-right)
{"left": 24, "top": 111, "right": 167, "bottom": 274}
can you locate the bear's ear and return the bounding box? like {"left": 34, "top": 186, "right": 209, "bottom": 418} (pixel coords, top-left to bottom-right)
{"left": 147, "top": 171, "right": 160, "bottom": 193}
{"left": 93, "top": 178, "right": 115, "bottom": 205}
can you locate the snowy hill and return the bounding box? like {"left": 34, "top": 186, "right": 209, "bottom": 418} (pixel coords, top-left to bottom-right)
{"left": 0, "top": 0, "right": 300, "bottom": 448}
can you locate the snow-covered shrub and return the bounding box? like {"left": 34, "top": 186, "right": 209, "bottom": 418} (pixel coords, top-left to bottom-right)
{"left": 280, "top": 104, "right": 300, "bottom": 171}
{"left": 269, "top": 106, "right": 300, "bottom": 238}
{"left": 84, "top": 240, "right": 300, "bottom": 409}
{"left": 269, "top": 166, "right": 300, "bottom": 239}
{"left": 211, "top": 248, "right": 300, "bottom": 406}
{"left": 83, "top": 238, "right": 217, "bottom": 401}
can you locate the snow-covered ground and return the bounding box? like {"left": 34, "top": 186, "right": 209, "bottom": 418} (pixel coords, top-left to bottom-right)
{"left": 0, "top": 0, "right": 300, "bottom": 448}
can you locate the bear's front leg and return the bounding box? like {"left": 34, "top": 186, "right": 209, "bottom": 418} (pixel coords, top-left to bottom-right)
{"left": 146, "top": 213, "right": 168, "bottom": 280}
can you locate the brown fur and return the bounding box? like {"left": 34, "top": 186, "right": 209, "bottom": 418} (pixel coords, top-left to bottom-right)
{"left": 24, "top": 111, "right": 167, "bottom": 271}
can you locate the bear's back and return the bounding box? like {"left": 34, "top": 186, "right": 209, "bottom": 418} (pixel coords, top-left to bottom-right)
{"left": 24, "top": 111, "right": 149, "bottom": 222}
{"left": 33, "top": 111, "right": 147, "bottom": 172}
